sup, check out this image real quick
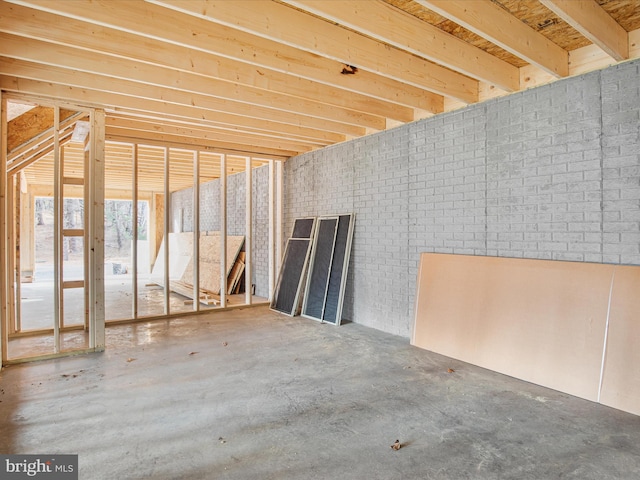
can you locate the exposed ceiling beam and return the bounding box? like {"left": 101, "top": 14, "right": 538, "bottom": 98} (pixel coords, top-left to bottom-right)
{"left": 22, "top": 143, "right": 259, "bottom": 194}
{"left": 0, "top": 58, "right": 372, "bottom": 136}
{"left": 2, "top": 0, "right": 636, "bottom": 163}
{"left": 0, "top": 33, "right": 414, "bottom": 125}
{"left": 539, "top": 0, "right": 629, "bottom": 61}
{"left": 105, "top": 111, "right": 345, "bottom": 145}
{"left": 282, "top": 0, "right": 519, "bottom": 92}
{"left": 105, "top": 125, "right": 311, "bottom": 154}
{"left": 0, "top": 76, "right": 308, "bottom": 159}
{"left": 1, "top": 1, "right": 443, "bottom": 114}
{"left": 0, "top": 37, "right": 384, "bottom": 130}
{"left": 106, "top": 116, "right": 332, "bottom": 148}
{"left": 416, "top": 0, "right": 570, "bottom": 78}
{"left": 104, "top": 133, "right": 290, "bottom": 163}
{"left": 146, "top": 0, "right": 478, "bottom": 104}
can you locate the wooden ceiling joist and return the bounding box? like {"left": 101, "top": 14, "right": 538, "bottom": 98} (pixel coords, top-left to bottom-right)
{"left": 151, "top": 0, "right": 478, "bottom": 104}
{"left": 0, "top": 75, "right": 357, "bottom": 154}
{"left": 104, "top": 134, "right": 298, "bottom": 160}
{"left": 0, "top": 77, "right": 367, "bottom": 150}
{"left": 105, "top": 116, "right": 332, "bottom": 149}
{"left": 539, "top": 0, "right": 629, "bottom": 61}
{"left": 23, "top": 141, "right": 270, "bottom": 195}
{"left": 106, "top": 125, "right": 315, "bottom": 156}
{"left": 1, "top": 0, "right": 638, "bottom": 162}
{"left": 0, "top": 57, "right": 385, "bottom": 133}
{"left": 0, "top": 32, "right": 415, "bottom": 125}
{"left": 0, "top": 1, "right": 443, "bottom": 114}
{"left": 282, "top": 0, "right": 519, "bottom": 92}
{"left": 417, "top": 0, "right": 570, "bottom": 77}
{"left": 106, "top": 111, "right": 346, "bottom": 146}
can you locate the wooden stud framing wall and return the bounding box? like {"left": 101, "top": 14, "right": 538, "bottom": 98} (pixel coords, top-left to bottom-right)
{"left": 245, "top": 156, "right": 252, "bottom": 305}
{"left": 1, "top": 88, "right": 279, "bottom": 365}
{"left": 0, "top": 91, "right": 7, "bottom": 365}
{"left": 268, "top": 160, "right": 276, "bottom": 300}
{"left": 89, "top": 108, "right": 106, "bottom": 350}
{"left": 131, "top": 144, "right": 139, "bottom": 318}
{"left": 14, "top": 177, "right": 21, "bottom": 331}
{"left": 163, "top": 147, "right": 170, "bottom": 315}
{"left": 192, "top": 150, "right": 200, "bottom": 312}
{"left": 220, "top": 154, "right": 227, "bottom": 308}
{"left": 105, "top": 146, "right": 268, "bottom": 320}
{"left": 6, "top": 169, "right": 14, "bottom": 336}
{"left": 276, "top": 161, "right": 283, "bottom": 275}
{"left": 0, "top": 96, "right": 107, "bottom": 362}
{"left": 52, "top": 105, "right": 61, "bottom": 351}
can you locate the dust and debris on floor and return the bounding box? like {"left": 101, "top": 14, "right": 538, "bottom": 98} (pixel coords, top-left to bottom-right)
{"left": 1, "top": 305, "right": 640, "bottom": 479}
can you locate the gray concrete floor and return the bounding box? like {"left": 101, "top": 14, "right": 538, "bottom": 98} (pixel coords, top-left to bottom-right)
{"left": 1, "top": 306, "right": 639, "bottom": 479}
{"left": 9, "top": 274, "right": 266, "bottom": 360}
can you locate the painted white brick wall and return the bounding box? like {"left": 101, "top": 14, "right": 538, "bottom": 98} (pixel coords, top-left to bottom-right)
{"left": 284, "top": 59, "right": 640, "bottom": 338}
{"left": 602, "top": 61, "right": 640, "bottom": 265}
{"left": 486, "top": 72, "right": 604, "bottom": 263}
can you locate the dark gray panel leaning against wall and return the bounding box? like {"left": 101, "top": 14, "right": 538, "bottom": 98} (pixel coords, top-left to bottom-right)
{"left": 322, "top": 214, "right": 355, "bottom": 325}
{"left": 302, "top": 213, "right": 355, "bottom": 325}
{"left": 291, "top": 217, "right": 315, "bottom": 239}
{"left": 302, "top": 217, "right": 338, "bottom": 320}
{"left": 270, "top": 217, "right": 316, "bottom": 316}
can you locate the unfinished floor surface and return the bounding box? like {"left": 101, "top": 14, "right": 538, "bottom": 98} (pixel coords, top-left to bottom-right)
{"left": 1, "top": 306, "right": 639, "bottom": 479}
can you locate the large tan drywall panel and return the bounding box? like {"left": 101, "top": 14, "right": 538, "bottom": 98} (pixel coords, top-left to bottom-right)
{"left": 599, "top": 266, "right": 640, "bottom": 416}
{"left": 412, "top": 253, "right": 615, "bottom": 402}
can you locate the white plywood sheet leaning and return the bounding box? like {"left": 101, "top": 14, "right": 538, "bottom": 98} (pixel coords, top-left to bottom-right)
{"left": 150, "top": 231, "right": 245, "bottom": 300}
{"left": 150, "top": 232, "right": 194, "bottom": 284}
{"left": 412, "top": 253, "right": 640, "bottom": 415}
